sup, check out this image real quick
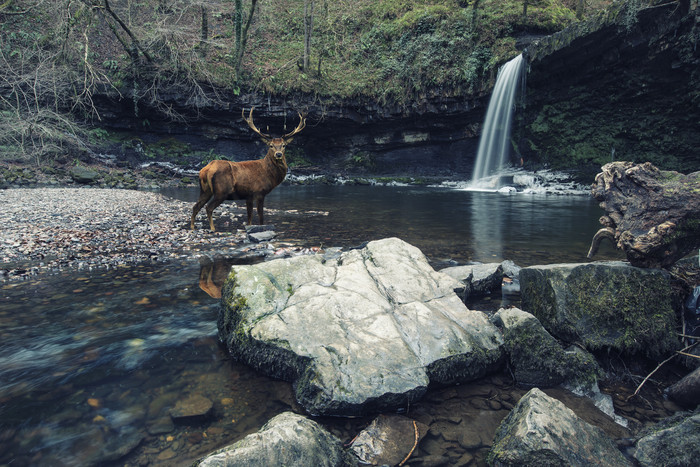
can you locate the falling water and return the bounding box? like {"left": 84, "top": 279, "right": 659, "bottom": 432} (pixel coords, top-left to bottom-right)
{"left": 471, "top": 54, "right": 525, "bottom": 188}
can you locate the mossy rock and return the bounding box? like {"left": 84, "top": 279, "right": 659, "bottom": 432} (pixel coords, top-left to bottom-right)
{"left": 520, "top": 261, "right": 680, "bottom": 360}
{"left": 492, "top": 307, "right": 600, "bottom": 389}
{"left": 70, "top": 166, "right": 101, "bottom": 185}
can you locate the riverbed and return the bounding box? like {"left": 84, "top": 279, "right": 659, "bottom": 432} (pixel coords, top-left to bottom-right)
{"left": 3, "top": 184, "right": 677, "bottom": 466}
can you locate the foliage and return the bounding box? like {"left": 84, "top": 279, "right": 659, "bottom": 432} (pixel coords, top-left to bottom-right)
{"left": 0, "top": 0, "right": 614, "bottom": 164}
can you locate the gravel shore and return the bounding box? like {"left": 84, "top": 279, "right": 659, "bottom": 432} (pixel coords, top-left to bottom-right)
{"left": 0, "top": 187, "right": 261, "bottom": 280}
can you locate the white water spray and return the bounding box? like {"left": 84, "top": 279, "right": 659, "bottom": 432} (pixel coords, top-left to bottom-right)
{"left": 471, "top": 54, "right": 525, "bottom": 188}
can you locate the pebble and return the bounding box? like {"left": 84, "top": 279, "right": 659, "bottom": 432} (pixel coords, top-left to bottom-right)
{"left": 0, "top": 187, "right": 250, "bottom": 281}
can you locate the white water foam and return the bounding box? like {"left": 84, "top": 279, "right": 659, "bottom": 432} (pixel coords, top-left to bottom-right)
{"left": 438, "top": 168, "right": 589, "bottom": 195}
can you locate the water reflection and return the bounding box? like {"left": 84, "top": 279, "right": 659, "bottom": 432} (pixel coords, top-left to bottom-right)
{"left": 199, "top": 261, "right": 236, "bottom": 299}
{"left": 469, "top": 192, "right": 504, "bottom": 260}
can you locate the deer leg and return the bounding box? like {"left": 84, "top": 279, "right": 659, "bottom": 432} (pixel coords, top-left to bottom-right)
{"left": 257, "top": 197, "right": 265, "bottom": 225}
{"left": 205, "top": 196, "right": 225, "bottom": 232}
{"left": 191, "top": 193, "right": 212, "bottom": 230}
{"left": 245, "top": 199, "right": 254, "bottom": 225}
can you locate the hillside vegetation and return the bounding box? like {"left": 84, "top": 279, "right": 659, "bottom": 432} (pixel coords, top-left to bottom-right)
{"left": 1, "top": 0, "right": 612, "bottom": 165}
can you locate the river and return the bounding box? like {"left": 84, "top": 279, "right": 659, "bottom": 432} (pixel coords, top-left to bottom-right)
{"left": 2, "top": 184, "right": 655, "bottom": 466}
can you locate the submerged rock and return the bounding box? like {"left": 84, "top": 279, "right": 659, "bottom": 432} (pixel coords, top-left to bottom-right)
{"left": 349, "top": 414, "right": 428, "bottom": 466}
{"left": 169, "top": 394, "right": 213, "bottom": 424}
{"left": 195, "top": 412, "right": 357, "bottom": 467}
{"left": 520, "top": 261, "right": 679, "bottom": 359}
{"left": 218, "top": 237, "right": 504, "bottom": 416}
{"left": 488, "top": 388, "right": 630, "bottom": 466}
{"left": 492, "top": 307, "right": 599, "bottom": 388}
{"left": 633, "top": 409, "right": 700, "bottom": 467}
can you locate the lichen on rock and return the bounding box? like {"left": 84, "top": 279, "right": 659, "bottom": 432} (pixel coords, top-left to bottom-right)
{"left": 492, "top": 307, "right": 600, "bottom": 389}
{"left": 520, "top": 261, "right": 679, "bottom": 359}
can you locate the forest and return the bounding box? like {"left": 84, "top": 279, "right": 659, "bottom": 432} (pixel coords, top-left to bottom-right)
{"left": 0, "top": 0, "right": 614, "bottom": 168}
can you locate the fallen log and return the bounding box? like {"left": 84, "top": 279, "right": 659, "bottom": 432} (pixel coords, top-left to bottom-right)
{"left": 587, "top": 161, "right": 700, "bottom": 269}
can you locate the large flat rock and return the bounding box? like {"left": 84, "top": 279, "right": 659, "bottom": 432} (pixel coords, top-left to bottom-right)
{"left": 218, "top": 238, "right": 504, "bottom": 416}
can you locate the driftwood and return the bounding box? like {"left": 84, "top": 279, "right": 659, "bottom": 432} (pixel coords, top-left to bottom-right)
{"left": 587, "top": 162, "right": 700, "bottom": 269}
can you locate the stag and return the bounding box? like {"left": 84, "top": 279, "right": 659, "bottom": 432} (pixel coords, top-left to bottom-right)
{"left": 191, "top": 108, "right": 306, "bottom": 231}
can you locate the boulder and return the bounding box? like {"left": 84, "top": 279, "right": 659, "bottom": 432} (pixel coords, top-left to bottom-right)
{"left": 492, "top": 307, "right": 599, "bottom": 388}
{"left": 218, "top": 237, "right": 504, "bottom": 416}
{"left": 70, "top": 165, "right": 100, "bottom": 184}
{"left": 195, "top": 412, "right": 357, "bottom": 467}
{"left": 666, "top": 366, "right": 700, "bottom": 409}
{"left": 633, "top": 409, "right": 700, "bottom": 467}
{"left": 349, "top": 414, "right": 428, "bottom": 466}
{"left": 520, "top": 261, "right": 679, "bottom": 359}
{"left": 488, "top": 388, "right": 630, "bottom": 467}
{"left": 587, "top": 162, "right": 700, "bottom": 269}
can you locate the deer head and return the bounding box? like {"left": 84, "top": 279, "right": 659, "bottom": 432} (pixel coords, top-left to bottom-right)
{"left": 242, "top": 108, "right": 306, "bottom": 162}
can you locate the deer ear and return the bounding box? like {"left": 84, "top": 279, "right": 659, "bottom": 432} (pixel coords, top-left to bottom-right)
{"left": 284, "top": 137, "right": 294, "bottom": 144}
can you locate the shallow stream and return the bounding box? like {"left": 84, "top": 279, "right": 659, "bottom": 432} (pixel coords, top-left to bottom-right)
{"left": 1, "top": 184, "right": 677, "bottom": 466}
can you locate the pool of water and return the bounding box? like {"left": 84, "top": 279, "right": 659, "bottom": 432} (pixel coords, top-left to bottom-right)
{"left": 173, "top": 184, "right": 624, "bottom": 266}
{"left": 2, "top": 184, "right": 651, "bottom": 466}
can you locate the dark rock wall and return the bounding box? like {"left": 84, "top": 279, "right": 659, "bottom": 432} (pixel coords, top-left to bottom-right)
{"left": 94, "top": 90, "right": 487, "bottom": 177}
{"left": 521, "top": 0, "right": 700, "bottom": 179}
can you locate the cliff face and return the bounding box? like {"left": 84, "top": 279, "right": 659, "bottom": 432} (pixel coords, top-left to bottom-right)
{"left": 520, "top": 0, "right": 700, "bottom": 179}
{"left": 95, "top": 87, "right": 489, "bottom": 179}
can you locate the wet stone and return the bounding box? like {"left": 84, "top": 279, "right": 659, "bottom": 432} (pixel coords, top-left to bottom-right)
{"left": 147, "top": 417, "right": 175, "bottom": 435}
{"left": 350, "top": 414, "right": 428, "bottom": 466}
{"left": 157, "top": 448, "right": 177, "bottom": 461}
{"left": 169, "top": 394, "right": 214, "bottom": 423}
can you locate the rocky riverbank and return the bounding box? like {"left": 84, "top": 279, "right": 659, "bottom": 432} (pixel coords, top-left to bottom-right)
{"left": 0, "top": 187, "right": 255, "bottom": 281}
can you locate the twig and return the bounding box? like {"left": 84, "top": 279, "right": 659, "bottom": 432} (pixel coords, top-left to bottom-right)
{"left": 677, "top": 351, "right": 700, "bottom": 360}
{"left": 398, "top": 420, "right": 419, "bottom": 467}
{"left": 627, "top": 342, "right": 699, "bottom": 401}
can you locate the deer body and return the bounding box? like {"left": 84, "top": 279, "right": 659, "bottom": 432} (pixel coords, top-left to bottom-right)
{"left": 191, "top": 109, "right": 305, "bottom": 231}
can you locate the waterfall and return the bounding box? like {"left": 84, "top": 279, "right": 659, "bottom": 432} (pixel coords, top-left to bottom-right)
{"left": 471, "top": 54, "right": 525, "bottom": 188}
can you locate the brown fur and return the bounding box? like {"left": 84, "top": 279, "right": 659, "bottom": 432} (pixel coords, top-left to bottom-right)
{"left": 191, "top": 109, "right": 305, "bottom": 231}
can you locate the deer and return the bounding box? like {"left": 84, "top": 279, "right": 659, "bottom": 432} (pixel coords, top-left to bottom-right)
{"left": 190, "top": 108, "right": 306, "bottom": 231}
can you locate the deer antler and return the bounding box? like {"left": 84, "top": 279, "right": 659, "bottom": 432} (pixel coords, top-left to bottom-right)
{"left": 283, "top": 112, "right": 307, "bottom": 140}
{"left": 242, "top": 107, "right": 272, "bottom": 141}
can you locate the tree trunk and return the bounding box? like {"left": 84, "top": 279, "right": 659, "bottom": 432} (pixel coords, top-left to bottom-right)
{"left": 303, "top": 0, "right": 315, "bottom": 71}
{"left": 576, "top": 0, "right": 585, "bottom": 20}
{"left": 587, "top": 162, "right": 700, "bottom": 269}
{"left": 233, "top": 0, "right": 257, "bottom": 78}
{"left": 200, "top": 5, "right": 208, "bottom": 53}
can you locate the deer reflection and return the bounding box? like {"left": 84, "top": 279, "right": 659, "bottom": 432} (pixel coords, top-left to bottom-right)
{"left": 198, "top": 260, "right": 234, "bottom": 299}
